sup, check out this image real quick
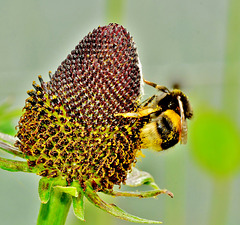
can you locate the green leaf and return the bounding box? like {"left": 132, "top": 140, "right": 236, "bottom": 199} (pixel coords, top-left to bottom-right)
{"left": 84, "top": 183, "right": 162, "bottom": 224}
{"left": 190, "top": 109, "right": 240, "bottom": 177}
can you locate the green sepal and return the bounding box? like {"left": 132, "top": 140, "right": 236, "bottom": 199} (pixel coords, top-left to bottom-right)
{"left": 71, "top": 181, "right": 85, "bottom": 221}
{"left": 84, "top": 182, "right": 162, "bottom": 224}
{"left": 39, "top": 178, "right": 69, "bottom": 204}
{"left": 106, "top": 188, "right": 173, "bottom": 198}
{"left": 39, "top": 177, "right": 54, "bottom": 204}
{"left": 54, "top": 186, "right": 78, "bottom": 197}
{"left": 72, "top": 191, "right": 85, "bottom": 221}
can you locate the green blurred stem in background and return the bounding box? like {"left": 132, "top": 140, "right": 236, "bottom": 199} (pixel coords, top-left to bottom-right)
{"left": 209, "top": 179, "right": 232, "bottom": 225}
{"left": 105, "top": 0, "right": 125, "bottom": 24}
{"left": 223, "top": 0, "right": 240, "bottom": 118}
{"left": 209, "top": 0, "right": 240, "bottom": 224}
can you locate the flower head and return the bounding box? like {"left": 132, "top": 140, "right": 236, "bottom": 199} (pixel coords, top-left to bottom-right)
{"left": 15, "top": 23, "right": 143, "bottom": 191}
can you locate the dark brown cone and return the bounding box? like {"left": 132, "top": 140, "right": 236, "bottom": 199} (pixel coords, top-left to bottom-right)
{"left": 15, "top": 23, "right": 143, "bottom": 191}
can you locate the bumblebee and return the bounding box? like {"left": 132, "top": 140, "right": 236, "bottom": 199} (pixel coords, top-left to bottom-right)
{"left": 116, "top": 79, "right": 193, "bottom": 151}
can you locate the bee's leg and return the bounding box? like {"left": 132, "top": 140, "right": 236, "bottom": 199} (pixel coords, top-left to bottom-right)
{"left": 114, "top": 112, "right": 139, "bottom": 118}
{"left": 115, "top": 107, "right": 157, "bottom": 118}
{"left": 143, "top": 79, "right": 170, "bottom": 93}
{"left": 139, "top": 95, "right": 155, "bottom": 108}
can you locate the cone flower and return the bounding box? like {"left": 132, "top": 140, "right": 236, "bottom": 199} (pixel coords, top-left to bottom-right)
{"left": 0, "top": 23, "right": 174, "bottom": 224}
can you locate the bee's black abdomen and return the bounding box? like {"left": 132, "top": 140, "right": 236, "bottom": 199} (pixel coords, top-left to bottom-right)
{"left": 157, "top": 112, "right": 180, "bottom": 150}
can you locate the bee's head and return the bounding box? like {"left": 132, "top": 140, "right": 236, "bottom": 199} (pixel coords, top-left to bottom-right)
{"left": 156, "top": 89, "right": 193, "bottom": 120}
{"left": 143, "top": 79, "right": 193, "bottom": 119}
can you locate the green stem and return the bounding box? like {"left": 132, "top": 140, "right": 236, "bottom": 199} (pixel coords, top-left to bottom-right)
{"left": 208, "top": 178, "right": 231, "bottom": 225}
{"left": 37, "top": 187, "right": 72, "bottom": 225}
{"left": 208, "top": 1, "right": 239, "bottom": 224}
{"left": 164, "top": 152, "right": 186, "bottom": 225}
{"left": 223, "top": 0, "right": 240, "bottom": 118}
{"left": 105, "top": 0, "right": 125, "bottom": 24}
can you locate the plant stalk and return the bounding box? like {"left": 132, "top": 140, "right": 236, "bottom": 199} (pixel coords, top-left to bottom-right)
{"left": 37, "top": 187, "right": 72, "bottom": 225}
{"left": 223, "top": 0, "right": 240, "bottom": 119}
{"left": 105, "top": 0, "right": 125, "bottom": 24}
{"left": 208, "top": 178, "right": 231, "bottom": 225}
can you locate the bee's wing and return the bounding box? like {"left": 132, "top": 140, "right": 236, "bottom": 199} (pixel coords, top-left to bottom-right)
{"left": 180, "top": 118, "right": 188, "bottom": 144}
{"left": 177, "top": 96, "right": 188, "bottom": 144}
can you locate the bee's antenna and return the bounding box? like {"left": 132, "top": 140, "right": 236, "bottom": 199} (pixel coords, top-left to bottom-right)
{"left": 143, "top": 79, "right": 170, "bottom": 93}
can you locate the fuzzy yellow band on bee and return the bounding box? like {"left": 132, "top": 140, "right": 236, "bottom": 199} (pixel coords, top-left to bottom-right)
{"left": 140, "top": 109, "right": 182, "bottom": 151}
{"left": 164, "top": 109, "right": 182, "bottom": 132}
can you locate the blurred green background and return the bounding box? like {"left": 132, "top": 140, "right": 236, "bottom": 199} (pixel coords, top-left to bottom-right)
{"left": 0, "top": 0, "right": 240, "bottom": 225}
